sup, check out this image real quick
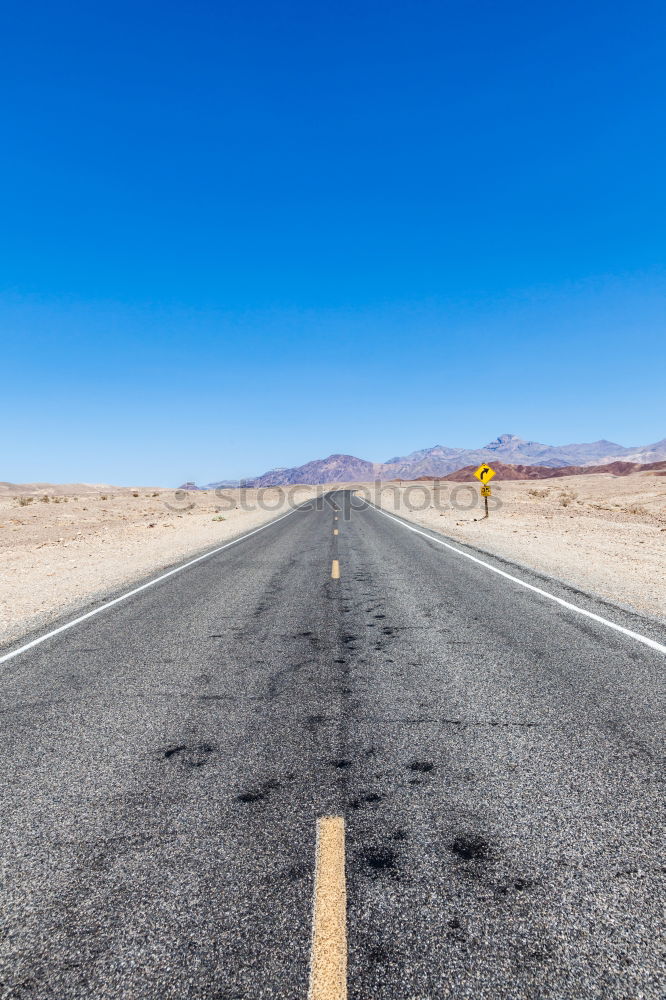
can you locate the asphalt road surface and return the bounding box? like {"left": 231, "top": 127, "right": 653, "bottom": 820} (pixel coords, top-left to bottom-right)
{"left": 1, "top": 491, "right": 664, "bottom": 1000}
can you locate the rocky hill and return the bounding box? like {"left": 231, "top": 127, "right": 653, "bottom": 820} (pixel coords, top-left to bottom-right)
{"left": 440, "top": 460, "right": 666, "bottom": 482}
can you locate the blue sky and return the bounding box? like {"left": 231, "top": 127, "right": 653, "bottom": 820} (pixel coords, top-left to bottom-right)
{"left": 1, "top": 0, "right": 665, "bottom": 485}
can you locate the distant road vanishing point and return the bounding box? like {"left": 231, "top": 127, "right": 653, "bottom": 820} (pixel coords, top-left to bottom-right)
{"left": 0, "top": 491, "right": 664, "bottom": 999}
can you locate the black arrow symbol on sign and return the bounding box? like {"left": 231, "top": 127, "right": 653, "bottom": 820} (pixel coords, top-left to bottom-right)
{"left": 481, "top": 467, "right": 489, "bottom": 479}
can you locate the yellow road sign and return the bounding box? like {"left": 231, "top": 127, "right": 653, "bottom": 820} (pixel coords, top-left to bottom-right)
{"left": 480, "top": 484, "right": 491, "bottom": 497}
{"left": 474, "top": 463, "right": 496, "bottom": 484}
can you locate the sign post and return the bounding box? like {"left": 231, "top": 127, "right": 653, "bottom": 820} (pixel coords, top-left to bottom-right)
{"left": 480, "top": 483, "right": 491, "bottom": 518}
{"left": 473, "top": 464, "right": 496, "bottom": 519}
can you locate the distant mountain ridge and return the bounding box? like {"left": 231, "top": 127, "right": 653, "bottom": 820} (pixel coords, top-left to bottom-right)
{"left": 202, "top": 433, "right": 666, "bottom": 487}
{"left": 382, "top": 434, "right": 643, "bottom": 477}
{"left": 205, "top": 454, "right": 382, "bottom": 489}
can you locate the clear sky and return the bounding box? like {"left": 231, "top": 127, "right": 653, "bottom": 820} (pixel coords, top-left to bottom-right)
{"left": 2, "top": 0, "right": 665, "bottom": 485}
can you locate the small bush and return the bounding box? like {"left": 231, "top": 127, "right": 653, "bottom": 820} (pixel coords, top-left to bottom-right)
{"left": 132, "top": 492, "right": 139, "bottom": 498}
{"left": 212, "top": 515, "right": 226, "bottom": 522}
{"left": 17, "top": 496, "right": 33, "bottom": 506}
{"left": 40, "top": 495, "right": 50, "bottom": 503}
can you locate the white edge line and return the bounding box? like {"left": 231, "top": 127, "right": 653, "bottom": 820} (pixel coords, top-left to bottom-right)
{"left": 0, "top": 505, "right": 302, "bottom": 665}
{"left": 366, "top": 501, "right": 666, "bottom": 656}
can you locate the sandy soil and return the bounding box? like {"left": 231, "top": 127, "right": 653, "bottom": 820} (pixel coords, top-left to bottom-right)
{"left": 367, "top": 470, "right": 666, "bottom": 620}
{"left": 0, "top": 484, "right": 317, "bottom": 648}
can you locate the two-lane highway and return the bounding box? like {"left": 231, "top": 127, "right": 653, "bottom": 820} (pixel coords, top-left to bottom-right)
{"left": 0, "top": 491, "right": 664, "bottom": 999}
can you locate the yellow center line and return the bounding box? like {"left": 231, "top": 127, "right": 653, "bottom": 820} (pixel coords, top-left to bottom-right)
{"left": 331, "top": 559, "right": 340, "bottom": 579}
{"left": 308, "top": 816, "right": 347, "bottom": 1000}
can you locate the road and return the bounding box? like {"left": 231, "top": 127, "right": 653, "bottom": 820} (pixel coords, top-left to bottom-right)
{"left": 0, "top": 490, "right": 664, "bottom": 999}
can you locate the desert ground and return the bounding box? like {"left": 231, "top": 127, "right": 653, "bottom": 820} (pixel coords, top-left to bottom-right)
{"left": 0, "top": 482, "right": 317, "bottom": 647}
{"left": 368, "top": 469, "right": 666, "bottom": 619}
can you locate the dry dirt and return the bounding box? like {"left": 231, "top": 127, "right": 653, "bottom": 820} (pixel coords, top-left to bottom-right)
{"left": 368, "top": 470, "right": 666, "bottom": 620}
{"left": 0, "top": 483, "right": 317, "bottom": 648}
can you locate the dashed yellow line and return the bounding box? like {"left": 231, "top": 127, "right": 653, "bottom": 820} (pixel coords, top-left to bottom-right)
{"left": 331, "top": 560, "right": 340, "bottom": 579}
{"left": 308, "top": 817, "right": 347, "bottom": 1000}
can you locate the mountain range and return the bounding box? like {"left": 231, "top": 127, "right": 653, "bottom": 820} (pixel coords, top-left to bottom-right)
{"left": 202, "top": 433, "right": 666, "bottom": 488}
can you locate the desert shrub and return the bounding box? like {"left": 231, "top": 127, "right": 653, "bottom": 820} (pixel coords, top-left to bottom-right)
{"left": 40, "top": 495, "right": 50, "bottom": 503}
{"left": 16, "top": 496, "right": 33, "bottom": 506}
{"left": 212, "top": 515, "right": 226, "bottom": 522}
